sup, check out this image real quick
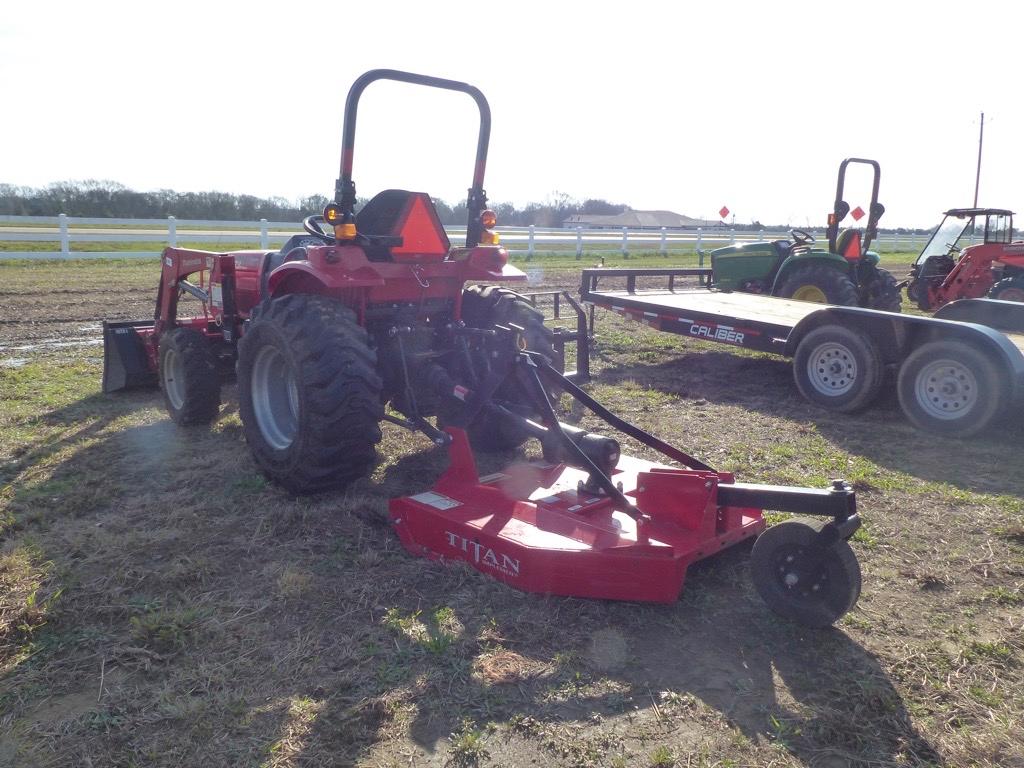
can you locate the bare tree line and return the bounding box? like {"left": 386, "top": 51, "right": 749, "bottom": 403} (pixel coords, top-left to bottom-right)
{"left": 0, "top": 181, "right": 629, "bottom": 227}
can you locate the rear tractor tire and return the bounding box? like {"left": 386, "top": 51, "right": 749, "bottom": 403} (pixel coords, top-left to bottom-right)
{"left": 456, "top": 285, "right": 563, "bottom": 451}
{"left": 866, "top": 268, "right": 903, "bottom": 313}
{"left": 237, "top": 294, "right": 383, "bottom": 495}
{"left": 989, "top": 276, "right": 1024, "bottom": 303}
{"left": 159, "top": 327, "right": 221, "bottom": 425}
{"left": 750, "top": 518, "right": 861, "bottom": 627}
{"left": 792, "top": 325, "right": 884, "bottom": 413}
{"left": 777, "top": 264, "right": 859, "bottom": 306}
{"left": 896, "top": 340, "right": 1006, "bottom": 437}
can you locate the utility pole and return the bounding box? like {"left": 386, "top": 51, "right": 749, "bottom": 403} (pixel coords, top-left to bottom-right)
{"left": 973, "top": 111, "right": 984, "bottom": 207}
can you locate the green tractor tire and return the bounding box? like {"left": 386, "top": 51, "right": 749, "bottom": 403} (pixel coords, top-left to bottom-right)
{"left": 777, "top": 264, "right": 859, "bottom": 306}
{"left": 866, "top": 268, "right": 903, "bottom": 313}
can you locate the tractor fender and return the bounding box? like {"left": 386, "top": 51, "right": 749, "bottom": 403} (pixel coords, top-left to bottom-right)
{"left": 266, "top": 260, "right": 384, "bottom": 297}
{"left": 771, "top": 252, "right": 851, "bottom": 293}
{"left": 785, "top": 305, "right": 1024, "bottom": 403}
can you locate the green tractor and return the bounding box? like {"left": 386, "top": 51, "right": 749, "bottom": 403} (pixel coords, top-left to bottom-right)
{"left": 708, "top": 158, "right": 902, "bottom": 312}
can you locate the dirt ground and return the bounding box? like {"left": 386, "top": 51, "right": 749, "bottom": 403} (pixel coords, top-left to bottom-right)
{"left": 1, "top": 256, "right": 1023, "bottom": 768}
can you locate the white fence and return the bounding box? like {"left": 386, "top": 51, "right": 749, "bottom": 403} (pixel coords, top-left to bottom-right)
{"left": 0, "top": 214, "right": 957, "bottom": 261}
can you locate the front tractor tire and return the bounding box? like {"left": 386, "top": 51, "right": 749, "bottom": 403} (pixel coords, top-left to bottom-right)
{"left": 989, "top": 276, "right": 1024, "bottom": 303}
{"left": 159, "top": 327, "right": 221, "bottom": 425}
{"left": 777, "top": 264, "right": 859, "bottom": 306}
{"left": 750, "top": 518, "right": 862, "bottom": 627}
{"left": 457, "top": 285, "right": 563, "bottom": 451}
{"left": 792, "top": 325, "right": 884, "bottom": 413}
{"left": 896, "top": 340, "right": 1006, "bottom": 437}
{"left": 237, "top": 294, "right": 383, "bottom": 495}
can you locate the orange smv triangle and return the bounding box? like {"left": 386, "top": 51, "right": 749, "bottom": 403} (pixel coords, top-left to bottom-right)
{"left": 844, "top": 231, "right": 862, "bottom": 258}
{"left": 392, "top": 195, "right": 450, "bottom": 256}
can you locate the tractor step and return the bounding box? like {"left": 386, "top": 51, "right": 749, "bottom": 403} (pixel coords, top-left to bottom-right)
{"left": 389, "top": 429, "right": 764, "bottom": 603}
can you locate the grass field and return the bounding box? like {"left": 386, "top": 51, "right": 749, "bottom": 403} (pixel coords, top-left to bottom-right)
{"left": 1, "top": 252, "right": 1023, "bottom": 767}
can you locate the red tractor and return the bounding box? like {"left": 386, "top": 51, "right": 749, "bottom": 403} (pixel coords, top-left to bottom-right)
{"left": 103, "top": 70, "right": 568, "bottom": 493}
{"left": 103, "top": 70, "right": 865, "bottom": 627}
{"left": 906, "top": 207, "right": 1024, "bottom": 310}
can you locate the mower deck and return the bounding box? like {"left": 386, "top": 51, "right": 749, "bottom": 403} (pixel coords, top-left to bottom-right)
{"left": 390, "top": 430, "right": 764, "bottom": 603}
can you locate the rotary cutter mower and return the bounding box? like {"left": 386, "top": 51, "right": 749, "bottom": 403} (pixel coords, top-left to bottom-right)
{"left": 391, "top": 323, "right": 862, "bottom": 628}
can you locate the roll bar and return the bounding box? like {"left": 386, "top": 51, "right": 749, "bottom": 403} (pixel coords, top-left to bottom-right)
{"left": 335, "top": 69, "right": 492, "bottom": 248}
{"left": 827, "top": 158, "right": 884, "bottom": 256}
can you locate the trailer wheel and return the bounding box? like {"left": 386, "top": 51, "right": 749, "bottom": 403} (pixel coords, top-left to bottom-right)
{"left": 750, "top": 518, "right": 861, "bottom": 627}
{"left": 989, "top": 276, "right": 1024, "bottom": 303}
{"left": 867, "top": 268, "right": 903, "bottom": 313}
{"left": 457, "top": 285, "right": 563, "bottom": 451}
{"left": 777, "top": 264, "right": 859, "bottom": 306}
{"left": 159, "top": 327, "right": 221, "bottom": 425}
{"left": 237, "top": 294, "right": 383, "bottom": 494}
{"left": 792, "top": 325, "right": 884, "bottom": 413}
{"left": 897, "top": 340, "right": 1005, "bottom": 437}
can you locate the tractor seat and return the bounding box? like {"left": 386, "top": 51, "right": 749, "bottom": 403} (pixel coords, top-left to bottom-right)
{"left": 355, "top": 189, "right": 451, "bottom": 263}
{"left": 259, "top": 234, "right": 323, "bottom": 296}
{"left": 835, "top": 229, "right": 862, "bottom": 259}
{"left": 772, "top": 240, "right": 793, "bottom": 259}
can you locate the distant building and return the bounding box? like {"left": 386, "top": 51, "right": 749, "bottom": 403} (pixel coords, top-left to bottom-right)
{"left": 562, "top": 211, "right": 723, "bottom": 230}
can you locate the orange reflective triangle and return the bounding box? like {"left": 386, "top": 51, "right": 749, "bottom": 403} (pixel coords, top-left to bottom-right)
{"left": 392, "top": 195, "right": 449, "bottom": 256}
{"left": 844, "top": 232, "right": 861, "bottom": 258}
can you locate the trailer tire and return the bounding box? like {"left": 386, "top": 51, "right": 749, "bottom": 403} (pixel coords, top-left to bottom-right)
{"left": 867, "top": 268, "right": 903, "bottom": 312}
{"left": 793, "top": 325, "right": 884, "bottom": 413}
{"left": 896, "top": 340, "right": 1006, "bottom": 437}
{"left": 238, "top": 294, "right": 383, "bottom": 495}
{"left": 159, "top": 327, "right": 221, "bottom": 425}
{"left": 777, "top": 264, "right": 859, "bottom": 306}
{"left": 989, "top": 276, "right": 1024, "bottom": 303}
{"left": 750, "top": 518, "right": 861, "bottom": 627}
{"left": 456, "top": 285, "right": 563, "bottom": 451}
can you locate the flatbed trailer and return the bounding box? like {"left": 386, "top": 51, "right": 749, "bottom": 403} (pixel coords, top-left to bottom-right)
{"left": 580, "top": 267, "right": 1024, "bottom": 437}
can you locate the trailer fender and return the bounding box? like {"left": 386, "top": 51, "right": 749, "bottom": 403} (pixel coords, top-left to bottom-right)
{"left": 933, "top": 297, "right": 1024, "bottom": 334}
{"left": 786, "top": 306, "right": 906, "bottom": 362}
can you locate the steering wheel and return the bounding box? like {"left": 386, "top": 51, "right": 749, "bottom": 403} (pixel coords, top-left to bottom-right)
{"left": 301, "top": 214, "right": 403, "bottom": 250}
{"left": 945, "top": 242, "right": 962, "bottom": 255}
{"left": 302, "top": 215, "right": 336, "bottom": 243}
{"left": 791, "top": 229, "right": 815, "bottom": 246}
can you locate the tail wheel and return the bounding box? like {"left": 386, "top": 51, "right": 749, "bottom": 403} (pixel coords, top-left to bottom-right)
{"left": 896, "top": 340, "right": 1006, "bottom": 437}
{"left": 867, "top": 268, "right": 903, "bottom": 312}
{"left": 237, "top": 294, "right": 383, "bottom": 495}
{"left": 989, "top": 276, "right": 1024, "bottom": 303}
{"left": 792, "top": 325, "right": 884, "bottom": 413}
{"left": 750, "top": 518, "right": 861, "bottom": 627}
{"left": 159, "top": 327, "right": 221, "bottom": 425}
{"left": 456, "top": 285, "right": 563, "bottom": 451}
{"left": 777, "top": 264, "right": 859, "bottom": 306}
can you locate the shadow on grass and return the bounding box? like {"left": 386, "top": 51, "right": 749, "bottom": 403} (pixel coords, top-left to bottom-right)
{"left": 297, "top": 537, "right": 941, "bottom": 766}
{"left": 1, "top": 382, "right": 944, "bottom": 766}
{"left": 285, "top": 449, "right": 940, "bottom": 766}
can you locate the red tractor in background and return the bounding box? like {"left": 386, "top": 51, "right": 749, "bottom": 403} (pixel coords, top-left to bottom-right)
{"left": 103, "top": 69, "right": 866, "bottom": 627}
{"left": 906, "top": 207, "right": 1024, "bottom": 310}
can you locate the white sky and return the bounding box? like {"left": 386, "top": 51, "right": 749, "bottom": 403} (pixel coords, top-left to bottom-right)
{"left": 1, "top": 0, "right": 1021, "bottom": 228}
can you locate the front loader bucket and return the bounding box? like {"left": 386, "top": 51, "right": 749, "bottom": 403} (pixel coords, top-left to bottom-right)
{"left": 102, "top": 320, "right": 157, "bottom": 393}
